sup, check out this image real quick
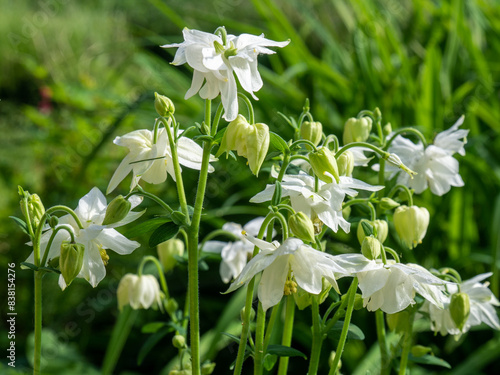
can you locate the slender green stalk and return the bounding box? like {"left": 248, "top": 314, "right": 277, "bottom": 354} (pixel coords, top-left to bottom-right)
{"left": 386, "top": 127, "right": 427, "bottom": 148}
{"left": 388, "top": 184, "right": 413, "bottom": 207}
{"left": 40, "top": 225, "right": 75, "bottom": 267}
{"left": 277, "top": 295, "right": 295, "bottom": 375}
{"left": 308, "top": 297, "right": 323, "bottom": 375}
{"left": 238, "top": 93, "right": 255, "bottom": 124}
{"left": 263, "top": 303, "right": 280, "bottom": 351}
{"left": 138, "top": 255, "right": 170, "bottom": 300}
{"left": 130, "top": 187, "right": 174, "bottom": 214}
{"left": 328, "top": 278, "right": 358, "bottom": 375}
{"left": 33, "top": 271, "right": 42, "bottom": 375}
{"left": 398, "top": 313, "right": 414, "bottom": 375}
{"left": 291, "top": 139, "right": 318, "bottom": 151}
{"left": 335, "top": 142, "right": 388, "bottom": 159}
{"left": 254, "top": 303, "right": 266, "bottom": 375}
{"left": 277, "top": 153, "right": 291, "bottom": 182}
{"left": 376, "top": 310, "right": 390, "bottom": 375}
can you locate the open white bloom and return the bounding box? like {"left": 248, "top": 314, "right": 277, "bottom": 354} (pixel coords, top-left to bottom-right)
{"left": 226, "top": 236, "right": 353, "bottom": 311}
{"left": 357, "top": 262, "right": 449, "bottom": 314}
{"left": 204, "top": 217, "right": 271, "bottom": 283}
{"left": 107, "top": 126, "right": 216, "bottom": 194}
{"left": 384, "top": 116, "right": 468, "bottom": 196}
{"left": 421, "top": 272, "right": 500, "bottom": 336}
{"left": 117, "top": 273, "right": 162, "bottom": 310}
{"left": 251, "top": 171, "right": 383, "bottom": 233}
{"left": 162, "top": 28, "right": 289, "bottom": 121}
{"left": 25, "top": 187, "right": 144, "bottom": 289}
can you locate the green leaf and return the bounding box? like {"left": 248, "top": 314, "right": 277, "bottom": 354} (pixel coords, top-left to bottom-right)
{"left": 141, "top": 322, "right": 167, "bottom": 334}
{"left": 124, "top": 217, "right": 171, "bottom": 238}
{"left": 137, "top": 326, "right": 173, "bottom": 365}
{"left": 408, "top": 354, "right": 451, "bottom": 369}
{"left": 193, "top": 135, "right": 213, "bottom": 143}
{"left": 20, "top": 262, "right": 38, "bottom": 271}
{"left": 269, "top": 131, "right": 290, "bottom": 153}
{"left": 214, "top": 127, "right": 226, "bottom": 143}
{"left": 328, "top": 321, "right": 365, "bottom": 340}
{"left": 38, "top": 266, "right": 61, "bottom": 274}
{"left": 263, "top": 353, "right": 278, "bottom": 371}
{"left": 266, "top": 344, "right": 307, "bottom": 359}
{"left": 10, "top": 216, "right": 30, "bottom": 236}
{"left": 220, "top": 332, "right": 241, "bottom": 345}
{"left": 148, "top": 222, "right": 179, "bottom": 248}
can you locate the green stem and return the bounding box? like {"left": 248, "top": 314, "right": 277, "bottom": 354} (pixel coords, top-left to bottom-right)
{"left": 130, "top": 187, "right": 174, "bottom": 214}
{"left": 328, "top": 278, "right": 358, "bottom": 375}
{"left": 388, "top": 185, "right": 413, "bottom": 207}
{"left": 277, "top": 153, "right": 291, "bottom": 182}
{"left": 335, "top": 142, "right": 388, "bottom": 159}
{"left": 386, "top": 127, "right": 428, "bottom": 149}
{"left": 253, "top": 303, "right": 266, "bottom": 375}
{"left": 376, "top": 309, "right": 390, "bottom": 375}
{"left": 238, "top": 93, "right": 255, "bottom": 125}
{"left": 277, "top": 295, "right": 295, "bottom": 375}
{"left": 398, "top": 312, "right": 414, "bottom": 375}
{"left": 384, "top": 246, "right": 401, "bottom": 263}
{"left": 137, "top": 255, "right": 170, "bottom": 300}
{"left": 291, "top": 139, "right": 318, "bottom": 151}
{"left": 41, "top": 225, "right": 76, "bottom": 267}
{"left": 263, "top": 303, "right": 280, "bottom": 351}
{"left": 33, "top": 271, "right": 42, "bottom": 375}
{"left": 308, "top": 297, "right": 323, "bottom": 375}
{"left": 211, "top": 103, "right": 224, "bottom": 137}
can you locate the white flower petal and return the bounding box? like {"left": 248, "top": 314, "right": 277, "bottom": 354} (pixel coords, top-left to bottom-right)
{"left": 258, "top": 255, "right": 289, "bottom": 311}
{"left": 97, "top": 229, "right": 140, "bottom": 255}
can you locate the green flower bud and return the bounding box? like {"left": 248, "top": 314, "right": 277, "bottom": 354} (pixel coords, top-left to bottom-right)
{"left": 411, "top": 345, "right": 432, "bottom": 357}
{"left": 102, "top": 195, "right": 131, "bottom": 226}
{"left": 393, "top": 205, "right": 430, "bottom": 249}
{"left": 201, "top": 362, "right": 216, "bottom": 375}
{"left": 379, "top": 197, "right": 400, "bottom": 211}
{"left": 450, "top": 292, "right": 470, "bottom": 331}
{"left": 357, "top": 219, "right": 388, "bottom": 245}
{"left": 386, "top": 310, "right": 410, "bottom": 333}
{"left": 216, "top": 115, "right": 253, "bottom": 158}
{"left": 240, "top": 306, "right": 256, "bottom": 322}
{"left": 300, "top": 121, "right": 323, "bottom": 146}
{"left": 165, "top": 298, "right": 179, "bottom": 315}
{"left": 383, "top": 122, "right": 392, "bottom": 136}
{"left": 60, "top": 241, "right": 84, "bottom": 287}
{"left": 342, "top": 205, "right": 351, "bottom": 221}
{"left": 172, "top": 334, "right": 186, "bottom": 349}
{"left": 341, "top": 292, "right": 364, "bottom": 310}
{"left": 19, "top": 189, "right": 45, "bottom": 229}
{"left": 48, "top": 215, "right": 59, "bottom": 228}
{"left": 361, "top": 236, "right": 382, "bottom": 260}
{"left": 309, "top": 147, "right": 340, "bottom": 184}
{"left": 289, "top": 212, "right": 315, "bottom": 243}
{"left": 343, "top": 117, "right": 372, "bottom": 144}
{"left": 328, "top": 351, "right": 342, "bottom": 372}
{"left": 157, "top": 238, "right": 185, "bottom": 272}
{"left": 48, "top": 256, "right": 60, "bottom": 268}
{"left": 154, "top": 92, "right": 175, "bottom": 117}
{"left": 246, "top": 122, "right": 270, "bottom": 176}
{"left": 337, "top": 150, "right": 354, "bottom": 177}
{"left": 295, "top": 280, "right": 331, "bottom": 310}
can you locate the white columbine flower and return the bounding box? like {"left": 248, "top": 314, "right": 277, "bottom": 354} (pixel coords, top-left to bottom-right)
{"left": 107, "top": 126, "right": 216, "bottom": 194}
{"left": 162, "top": 28, "right": 289, "bottom": 121}
{"left": 204, "top": 217, "right": 271, "bottom": 283}
{"left": 117, "top": 273, "right": 163, "bottom": 311}
{"left": 384, "top": 116, "right": 468, "bottom": 196}
{"left": 251, "top": 171, "right": 383, "bottom": 233}
{"left": 25, "top": 187, "right": 144, "bottom": 289}
{"left": 356, "top": 262, "right": 449, "bottom": 314}
{"left": 226, "top": 236, "right": 353, "bottom": 311}
{"left": 421, "top": 272, "right": 500, "bottom": 336}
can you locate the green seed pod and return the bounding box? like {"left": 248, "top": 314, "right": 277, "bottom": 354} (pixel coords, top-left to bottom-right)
{"left": 102, "top": 195, "right": 131, "bottom": 226}
{"left": 154, "top": 92, "right": 175, "bottom": 117}
{"left": 357, "top": 219, "right": 388, "bottom": 245}
{"left": 361, "top": 236, "right": 382, "bottom": 260}
{"left": 300, "top": 121, "right": 323, "bottom": 146}
{"left": 343, "top": 117, "right": 372, "bottom": 144}
{"left": 450, "top": 292, "right": 470, "bottom": 331}
{"left": 309, "top": 147, "right": 340, "bottom": 184}
{"left": 393, "top": 205, "right": 430, "bottom": 249}
{"left": 60, "top": 241, "right": 85, "bottom": 287}
{"left": 289, "top": 212, "right": 316, "bottom": 243}
{"left": 157, "top": 238, "right": 185, "bottom": 272}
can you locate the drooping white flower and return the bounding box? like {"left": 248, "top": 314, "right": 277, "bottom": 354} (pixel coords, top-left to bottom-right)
{"left": 251, "top": 171, "right": 383, "bottom": 233}
{"left": 25, "top": 187, "right": 144, "bottom": 289}
{"left": 117, "top": 273, "right": 163, "bottom": 310}
{"left": 226, "top": 236, "right": 353, "bottom": 311}
{"left": 162, "top": 28, "right": 289, "bottom": 121}
{"left": 107, "top": 126, "right": 216, "bottom": 194}
{"left": 204, "top": 217, "right": 270, "bottom": 283}
{"left": 384, "top": 116, "right": 468, "bottom": 196}
{"left": 357, "top": 262, "right": 449, "bottom": 314}
{"left": 421, "top": 272, "right": 500, "bottom": 336}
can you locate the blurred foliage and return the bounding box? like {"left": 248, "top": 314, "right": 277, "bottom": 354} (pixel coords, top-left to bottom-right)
{"left": 1, "top": 0, "right": 500, "bottom": 374}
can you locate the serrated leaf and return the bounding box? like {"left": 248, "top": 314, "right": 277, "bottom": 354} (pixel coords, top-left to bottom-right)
{"left": 269, "top": 132, "right": 290, "bottom": 153}
{"left": 408, "top": 354, "right": 451, "bottom": 369}
{"left": 10, "top": 216, "right": 30, "bottom": 236}
{"left": 328, "top": 321, "right": 365, "bottom": 340}
{"left": 124, "top": 217, "right": 171, "bottom": 238}
{"left": 141, "top": 322, "right": 167, "bottom": 334}
{"left": 149, "top": 222, "right": 179, "bottom": 248}
{"left": 137, "top": 326, "right": 173, "bottom": 365}
{"left": 266, "top": 344, "right": 307, "bottom": 359}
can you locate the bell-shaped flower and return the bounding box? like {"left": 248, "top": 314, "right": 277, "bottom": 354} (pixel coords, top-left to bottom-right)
{"left": 420, "top": 272, "right": 500, "bottom": 336}
{"left": 225, "top": 236, "right": 353, "bottom": 311}
{"left": 393, "top": 205, "right": 430, "bottom": 249}
{"left": 107, "top": 126, "right": 216, "bottom": 194}
{"left": 251, "top": 171, "right": 383, "bottom": 233}
{"left": 117, "top": 273, "right": 163, "bottom": 310}
{"left": 25, "top": 187, "right": 144, "bottom": 289}
{"left": 162, "top": 28, "right": 289, "bottom": 121}
{"left": 356, "top": 261, "right": 449, "bottom": 314}
{"left": 204, "top": 217, "right": 269, "bottom": 283}
{"left": 383, "top": 116, "right": 468, "bottom": 196}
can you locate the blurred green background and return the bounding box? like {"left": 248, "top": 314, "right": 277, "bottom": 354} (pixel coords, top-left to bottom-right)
{"left": 1, "top": 0, "right": 500, "bottom": 374}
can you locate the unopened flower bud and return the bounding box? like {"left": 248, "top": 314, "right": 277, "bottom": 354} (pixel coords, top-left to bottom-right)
{"left": 60, "top": 241, "right": 85, "bottom": 287}
{"left": 154, "top": 92, "right": 175, "bottom": 117}
{"left": 328, "top": 351, "right": 342, "bottom": 372}
{"left": 379, "top": 197, "right": 400, "bottom": 211}
{"left": 341, "top": 292, "right": 364, "bottom": 310}
{"left": 102, "top": 195, "right": 131, "bottom": 226}
{"left": 300, "top": 121, "right": 323, "bottom": 146}
{"left": 246, "top": 122, "right": 270, "bottom": 176}
{"left": 19, "top": 189, "right": 45, "bottom": 229}
{"left": 117, "top": 274, "right": 162, "bottom": 310}
{"left": 343, "top": 117, "right": 372, "bottom": 144}
{"left": 289, "top": 212, "right": 315, "bottom": 243}
{"left": 393, "top": 205, "right": 430, "bottom": 249}
{"left": 357, "top": 219, "right": 388, "bottom": 245}
{"left": 361, "top": 236, "right": 381, "bottom": 260}
{"left": 240, "top": 306, "right": 256, "bottom": 322}
{"left": 342, "top": 206, "right": 351, "bottom": 221}
{"left": 48, "top": 215, "right": 59, "bottom": 228}
{"left": 386, "top": 310, "right": 410, "bottom": 333}
{"left": 48, "top": 256, "right": 60, "bottom": 268}
{"left": 172, "top": 334, "right": 186, "bottom": 349}
{"left": 450, "top": 292, "right": 470, "bottom": 331}
{"left": 337, "top": 150, "right": 354, "bottom": 176}
{"left": 166, "top": 298, "right": 179, "bottom": 315}
{"left": 411, "top": 345, "right": 432, "bottom": 357}
{"left": 383, "top": 122, "right": 392, "bottom": 135}
{"left": 158, "top": 238, "right": 185, "bottom": 272}
{"left": 309, "top": 147, "right": 340, "bottom": 184}
{"left": 217, "top": 115, "right": 253, "bottom": 158}
{"left": 201, "top": 362, "right": 216, "bottom": 375}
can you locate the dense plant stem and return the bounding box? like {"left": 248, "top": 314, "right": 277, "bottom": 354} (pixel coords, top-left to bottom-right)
{"left": 253, "top": 303, "right": 266, "bottom": 375}
{"left": 398, "top": 313, "right": 414, "bottom": 375}
{"left": 277, "top": 295, "right": 295, "bottom": 375}
{"left": 33, "top": 271, "right": 42, "bottom": 375}
{"left": 308, "top": 297, "right": 323, "bottom": 375}
{"left": 376, "top": 310, "right": 390, "bottom": 375}
{"left": 328, "top": 278, "right": 358, "bottom": 375}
